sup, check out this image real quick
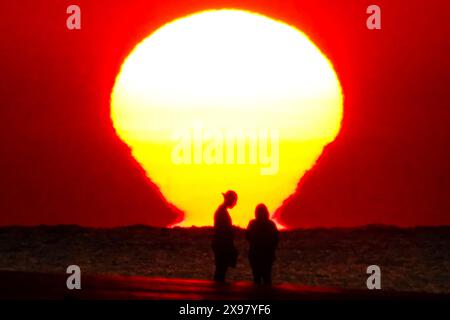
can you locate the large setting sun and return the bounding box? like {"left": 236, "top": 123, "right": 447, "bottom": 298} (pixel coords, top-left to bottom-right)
{"left": 111, "top": 9, "right": 343, "bottom": 228}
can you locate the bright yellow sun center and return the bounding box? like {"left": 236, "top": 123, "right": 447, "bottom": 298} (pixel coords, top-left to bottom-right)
{"left": 111, "top": 9, "right": 343, "bottom": 228}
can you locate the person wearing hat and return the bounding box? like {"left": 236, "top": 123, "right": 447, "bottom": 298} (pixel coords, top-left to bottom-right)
{"left": 212, "top": 190, "right": 238, "bottom": 282}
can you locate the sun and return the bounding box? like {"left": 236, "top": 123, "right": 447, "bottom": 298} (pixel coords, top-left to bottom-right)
{"left": 111, "top": 9, "right": 343, "bottom": 228}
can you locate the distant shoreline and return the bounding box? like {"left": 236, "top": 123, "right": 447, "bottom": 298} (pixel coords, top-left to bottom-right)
{"left": 1, "top": 223, "right": 450, "bottom": 232}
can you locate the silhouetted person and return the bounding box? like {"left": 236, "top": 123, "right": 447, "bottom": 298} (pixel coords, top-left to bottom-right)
{"left": 212, "top": 190, "right": 238, "bottom": 282}
{"left": 246, "top": 204, "right": 279, "bottom": 285}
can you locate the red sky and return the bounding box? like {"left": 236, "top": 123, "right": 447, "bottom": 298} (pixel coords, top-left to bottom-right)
{"left": 1, "top": 0, "right": 449, "bottom": 228}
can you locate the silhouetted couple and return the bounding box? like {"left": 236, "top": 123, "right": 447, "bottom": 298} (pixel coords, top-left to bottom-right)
{"left": 212, "top": 190, "right": 279, "bottom": 285}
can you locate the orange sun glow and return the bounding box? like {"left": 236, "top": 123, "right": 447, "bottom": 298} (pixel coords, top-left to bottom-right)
{"left": 111, "top": 9, "right": 343, "bottom": 228}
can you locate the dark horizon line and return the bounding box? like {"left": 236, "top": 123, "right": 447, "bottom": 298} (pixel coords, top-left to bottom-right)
{"left": 1, "top": 223, "right": 449, "bottom": 232}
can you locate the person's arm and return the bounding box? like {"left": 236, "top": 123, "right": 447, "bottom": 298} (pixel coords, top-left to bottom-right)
{"left": 246, "top": 221, "right": 253, "bottom": 241}
{"left": 215, "top": 211, "right": 228, "bottom": 233}
{"left": 272, "top": 222, "right": 279, "bottom": 248}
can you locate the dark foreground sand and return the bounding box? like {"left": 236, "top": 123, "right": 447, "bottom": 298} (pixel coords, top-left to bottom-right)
{"left": 0, "top": 225, "right": 449, "bottom": 293}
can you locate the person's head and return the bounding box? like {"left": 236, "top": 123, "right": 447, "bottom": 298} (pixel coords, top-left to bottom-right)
{"left": 255, "top": 203, "right": 270, "bottom": 220}
{"left": 222, "top": 190, "right": 238, "bottom": 208}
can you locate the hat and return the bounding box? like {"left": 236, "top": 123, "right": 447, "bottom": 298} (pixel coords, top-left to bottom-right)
{"left": 222, "top": 190, "right": 237, "bottom": 202}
